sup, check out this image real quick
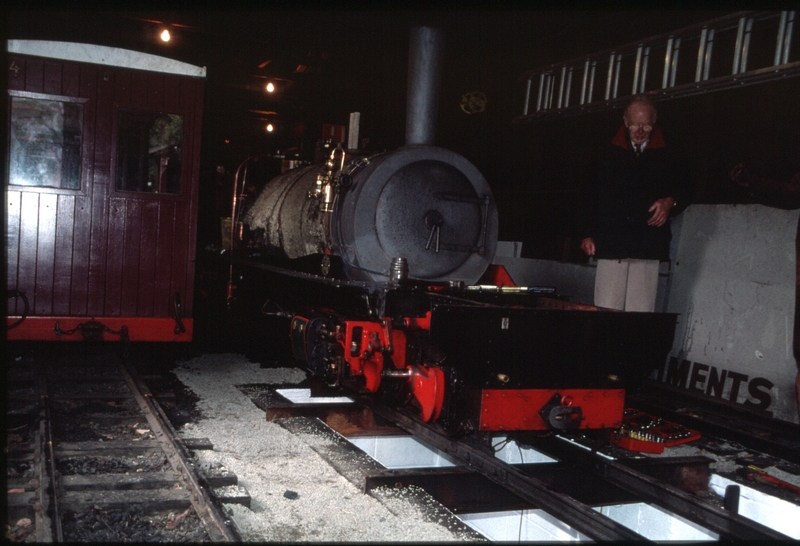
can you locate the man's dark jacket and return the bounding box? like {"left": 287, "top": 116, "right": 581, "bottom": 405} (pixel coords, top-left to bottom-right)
{"left": 576, "top": 125, "right": 689, "bottom": 262}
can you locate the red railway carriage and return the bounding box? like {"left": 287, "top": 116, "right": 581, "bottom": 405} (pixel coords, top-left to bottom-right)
{"left": 5, "top": 41, "right": 205, "bottom": 342}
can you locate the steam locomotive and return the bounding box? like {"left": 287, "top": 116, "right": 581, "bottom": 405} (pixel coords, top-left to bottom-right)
{"left": 218, "top": 27, "right": 678, "bottom": 435}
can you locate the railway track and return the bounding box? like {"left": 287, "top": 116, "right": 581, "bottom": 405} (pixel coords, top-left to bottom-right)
{"left": 6, "top": 343, "right": 241, "bottom": 543}
{"left": 247, "top": 379, "right": 799, "bottom": 542}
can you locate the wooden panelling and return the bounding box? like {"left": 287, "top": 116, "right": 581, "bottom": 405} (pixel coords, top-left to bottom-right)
{"left": 183, "top": 79, "right": 205, "bottom": 314}
{"left": 18, "top": 193, "right": 40, "bottom": 312}
{"left": 62, "top": 61, "right": 80, "bottom": 97}
{"left": 24, "top": 57, "right": 44, "bottom": 92}
{"left": 8, "top": 56, "right": 26, "bottom": 91}
{"left": 53, "top": 194, "right": 76, "bottom": 315}
{"left": 72, "top": 64, "right": 98, "bottom": 315}
{"left": 104, "top": 198, "right": 126, "bottom": 316}
{"left": 34, "top": 193, "right": 58, "bottom": 315}
{"left": 154, "top": 200, "right": 176, "bottom": 317}
{"left": 120, "top": 198, "right": 142, "bottom": 317}
{"left": 130, "top": 69, "right": 148, "bottom": 109}
{"left": 114, "top": 69, "right": 131, "bottom": 107}
{"left": 86, "top": 68, "right": 113, "bottom": 317}
{"left": 148, "top": 72, "right": 165, "bottom": 108}
{"left": 137, "top": 199, "right": 160, "bottom": 316}
{"left": 6, "top": 50, "right": 204, "bottom": 332}
{"left": 43, "top": 60, "right": 62, "bottom": 95}
{"left": 7, "top": 191, "right": 22, "bottom": 314}
{"left": 163, "top": 73, "right": 181, "bottom": 111}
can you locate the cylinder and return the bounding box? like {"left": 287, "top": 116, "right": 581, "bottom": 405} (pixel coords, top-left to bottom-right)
{"left": 405, "top": 26, "right": 444, "bottom": 146}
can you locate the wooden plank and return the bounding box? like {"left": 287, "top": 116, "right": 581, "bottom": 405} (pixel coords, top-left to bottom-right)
{"left": 203, "top": 467, "right": 237, "bottom": 488}
{"left": 120, "top": 199, "right": 142, "bottom": 316}
{"left": 17, "top": 193, "right": 39, "bottom": 312}
{"left": 137, "top": 200, "right": 160, "bottom": 316}
{"left": 153, "top": 200, "right": 175, "bottom": 317}
{"left": 55, "top": 439, "right": 162, "bottom": 457}
{"left": 69, "top": 191, "right": 92, "bottom": 315}
{"left": 6, "top": 190, "right": 22, "bottom": 313}
{"left": 60, "top": 489, "right": 191, "bottom": 512}
{"left": 6, "top": 478, "right": 34, "bottom": 491}
{"left": 130, "top": 68, "right": 148, "bottom": 109}
{"left": 6, "top": 446, "right": 35, "bottom": 458}
{"left": 24, "top": 57, "right": 44, "bottom": 92}
{"left": 113, "top": 68, "right": 131, "bottom": 107}
{"left": 62, "top": 60, "right": 80, "bottom": 97}
{"left": 104, "top": 198, "right": 126, "bottom": 315}
{"left": 61, "top": 471, "right": 181, "bottom": 490}
{"left": 53, "top": 194, "right": 75, "bottom": 315}
{"left": 86, "top": 65, "right": 112, "bottom": 317}
{"left": 148, "top": 72, "right": 165, "bottom": 108}
{"left": 70, "top": 66, "right": 97, "bottom": 315}
{"left": 86, "top": 178, "right": 109, "bottom": 316}
{"left": 7, "top": 492, "right": 37, "bottom": 521}
{"left": 43, "top": 59, "right": 62, "bottom": 95}
{"left": 34, "top": 193, "right": 58, "bottom": 315}
{"left": 51, "top": 392, "right": 134, "bottom": 400}
{"left": 181, "top": 438, "right": 213, "bottom": 451}
{"left": 72, "top": 414, "right": 143, "bottom": 425}
{"left": 183, "top": 78, "right": 205, "bottom": 315}
{"left": 163, "top": 73, "right": 181, "bottom": 111}
{"left": 213, "top": 485, "right": 250, "bottom": 508}
{"left": 170, "top": 199, "right": 190, "bottom": 315}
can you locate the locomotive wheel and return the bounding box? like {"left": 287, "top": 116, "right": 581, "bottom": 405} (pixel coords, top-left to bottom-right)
{"left": 304, "top": 315, "right": 341, "bottom": 384}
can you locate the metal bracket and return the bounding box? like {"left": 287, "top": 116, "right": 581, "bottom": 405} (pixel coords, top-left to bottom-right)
{"left": 173, "top": 292, "right": 186, "bottom": 334}
{"left": 538, "top": 392, "right": 584, "bottom": 431}
{"left": 54, "top": 320, "right": 129, "bottom": 342}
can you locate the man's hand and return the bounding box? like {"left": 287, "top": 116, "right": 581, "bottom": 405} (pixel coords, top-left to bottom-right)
{"left": 648, "top": 197, "right": 675, "bottom": 227}
{"left": 580, "top": 237, "right": 596, "bottom": 256}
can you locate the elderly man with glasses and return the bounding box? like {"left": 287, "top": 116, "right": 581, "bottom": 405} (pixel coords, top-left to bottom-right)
{"left": 576, "top": 94, "right": 689, "bottom": 312}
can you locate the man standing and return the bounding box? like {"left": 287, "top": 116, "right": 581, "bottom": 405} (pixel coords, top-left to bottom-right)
{"left": 577, "top": 94, "right": 688, "bottom": 312}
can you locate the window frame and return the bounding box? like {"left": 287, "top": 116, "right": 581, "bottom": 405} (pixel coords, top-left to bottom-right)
{"left": 6, "top": 90, "right": 89, "bottom": 196}
{"left": 110, "top": 104, "right": 190, "bottom": 200}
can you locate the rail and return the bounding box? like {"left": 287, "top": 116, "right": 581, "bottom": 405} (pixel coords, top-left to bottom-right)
{"left": 358, "top": 396, "right": 794, "bottom": 541}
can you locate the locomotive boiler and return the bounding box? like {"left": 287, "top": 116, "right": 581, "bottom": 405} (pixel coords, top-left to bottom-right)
{"left": 221, "top": 26, "right": 678, "bottom": 435}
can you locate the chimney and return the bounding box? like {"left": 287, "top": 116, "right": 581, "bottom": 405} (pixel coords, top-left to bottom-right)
{"left": 405, "top": 26, "right": 445, "bottom": 146}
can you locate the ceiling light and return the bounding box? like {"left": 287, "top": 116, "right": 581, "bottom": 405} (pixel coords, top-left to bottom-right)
{"left": 266, "top": 82, "right": 275, "bottom": 93}
{"left": 160, "top": 28, "right": 171, "bottom": 42}
{"left": 266, "top": 123, "right": 274, "bottom": 132}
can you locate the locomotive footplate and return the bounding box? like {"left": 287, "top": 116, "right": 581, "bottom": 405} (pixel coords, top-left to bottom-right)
{"left": 213, "top": 252, "right": 677, "bottom": 432}
{"left": 429, "top": 302, "right": 677, "bottom": 433}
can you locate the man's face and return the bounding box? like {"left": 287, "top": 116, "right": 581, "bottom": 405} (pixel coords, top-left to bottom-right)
{"left": 624, "top": 103, "right": 656, "bottom": 145}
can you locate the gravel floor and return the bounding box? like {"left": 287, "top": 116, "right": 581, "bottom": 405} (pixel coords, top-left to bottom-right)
{"left": 173, "top": 353, "right": 474, "bottom": 542}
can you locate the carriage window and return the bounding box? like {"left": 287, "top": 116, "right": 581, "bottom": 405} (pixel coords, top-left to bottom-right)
{"left": 116, "top": 110, "right": 184, "bottom": 194}
{"left": 9, "top": 97, "right": 83, "bottom": 189}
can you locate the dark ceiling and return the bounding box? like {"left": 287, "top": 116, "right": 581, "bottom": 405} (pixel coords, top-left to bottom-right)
{"left": 7, "top": 8, "right": 732, "bottom": 163}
